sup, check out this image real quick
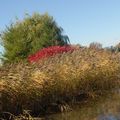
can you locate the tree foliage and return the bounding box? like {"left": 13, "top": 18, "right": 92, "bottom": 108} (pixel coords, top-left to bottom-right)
{"left": 0, "top": 13, "right": 70, "bottom": 63}
{"left": 105, "top": 43, "right": 120, "bottom": 53}
{"left": 89, "top": 42, "right": 102, "bottom": 49}
{"left": 115, "top": 43, "right": 120, "bottom": 52}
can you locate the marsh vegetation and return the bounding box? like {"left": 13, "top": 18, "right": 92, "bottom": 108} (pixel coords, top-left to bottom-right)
{"left": 1, "top": 47, "right": 120, "bottom": 119}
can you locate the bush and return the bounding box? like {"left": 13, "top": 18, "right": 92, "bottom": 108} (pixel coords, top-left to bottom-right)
{"left": 28, "top": 45, "right": 75, "bottom": 63}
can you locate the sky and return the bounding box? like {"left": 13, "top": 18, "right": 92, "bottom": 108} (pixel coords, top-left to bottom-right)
{"left": 0, "top": 0, "right": 120, "bottom": 53}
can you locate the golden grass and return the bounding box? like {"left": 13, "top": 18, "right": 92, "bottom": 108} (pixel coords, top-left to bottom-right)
{"left": 0, "top": 47, "right": 120, "bottom": 116}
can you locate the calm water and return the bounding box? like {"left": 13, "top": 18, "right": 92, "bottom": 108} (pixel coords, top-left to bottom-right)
{"left": 46, "top": 92, "right": 120, "bottom": 120}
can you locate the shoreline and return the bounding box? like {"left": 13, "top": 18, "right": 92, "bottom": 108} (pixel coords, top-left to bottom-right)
{"left": 0, "top": 90, "right": 117, "bottom": 120}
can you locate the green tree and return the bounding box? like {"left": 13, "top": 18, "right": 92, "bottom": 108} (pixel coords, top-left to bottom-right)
{"left": 0, "top": 13, "right": 70, "bottom": 63}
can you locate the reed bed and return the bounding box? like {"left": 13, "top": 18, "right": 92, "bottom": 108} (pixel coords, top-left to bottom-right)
{"left": 0, "top": 47, "right": 120, "bottom": 117}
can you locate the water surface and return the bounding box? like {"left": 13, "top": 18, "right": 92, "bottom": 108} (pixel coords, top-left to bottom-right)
{"left": 46, "top": 92, "right": 120, "bottom": 120}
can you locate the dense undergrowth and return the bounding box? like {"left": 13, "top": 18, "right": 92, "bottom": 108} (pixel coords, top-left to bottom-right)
{"left": 0, "top": 47, "right": 120, "bottom": 117}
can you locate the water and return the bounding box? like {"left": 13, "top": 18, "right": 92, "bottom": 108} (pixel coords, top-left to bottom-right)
{"left": 45, "top": 92, "right": 120, "bottom": 120}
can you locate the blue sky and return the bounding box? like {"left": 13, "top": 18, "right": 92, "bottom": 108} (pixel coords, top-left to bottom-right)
{"left": 0, "top": 0, "right": 120, "bottom": 53}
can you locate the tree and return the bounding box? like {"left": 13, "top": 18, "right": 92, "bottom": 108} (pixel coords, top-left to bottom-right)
{"left": 105, "top": 46, "right": 115, "bottom": 53}
{"left": 115, "top": 43, "right": 120, "bottom": 52}
{"left": 89, "top": 42, "right": 102, "bottom": 49}
{"left": 0, "top": 13, "right": 70, "bottom": 63}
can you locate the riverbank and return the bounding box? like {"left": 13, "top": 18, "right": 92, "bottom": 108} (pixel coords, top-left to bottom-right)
{"left": 46, "top": 91, "right": 120, "bottom": 120}
{"left": 1, "top": 91, "right": 120, "bottom": 120}
{"left": 0, "top": 48, "right": 120, "bottom": 119}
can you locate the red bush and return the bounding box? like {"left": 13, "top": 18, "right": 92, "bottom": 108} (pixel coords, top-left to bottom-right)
{"left": 28, "top": 45, "right": 75, "bottom": 63}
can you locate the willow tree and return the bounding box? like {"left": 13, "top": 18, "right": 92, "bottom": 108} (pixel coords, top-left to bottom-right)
{"left": 0, "top": 13, "right": 70, "bottom": 63}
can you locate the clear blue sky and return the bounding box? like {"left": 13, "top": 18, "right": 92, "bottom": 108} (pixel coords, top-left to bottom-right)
{"left": 0, "top": 0, "right": 120, "bottom": 53}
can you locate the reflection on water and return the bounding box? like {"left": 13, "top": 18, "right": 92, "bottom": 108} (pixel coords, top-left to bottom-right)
{"left": 46, "top": 92, "right": 120, "bottom": 120}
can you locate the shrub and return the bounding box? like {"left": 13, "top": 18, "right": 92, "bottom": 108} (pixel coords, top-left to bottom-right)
{"left": 28, "top": 45, "right": 75, "bottom": 63}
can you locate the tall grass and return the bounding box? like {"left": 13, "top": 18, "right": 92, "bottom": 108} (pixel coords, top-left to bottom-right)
{"left": 0, "top": 47, "right": 120, "bottom": 116}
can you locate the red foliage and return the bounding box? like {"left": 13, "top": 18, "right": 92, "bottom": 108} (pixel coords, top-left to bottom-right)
{"left": 28, "top": 45, "right": 75, "bottom": 63}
